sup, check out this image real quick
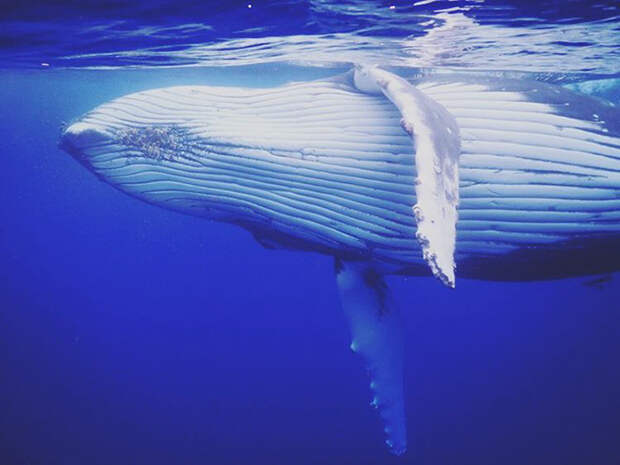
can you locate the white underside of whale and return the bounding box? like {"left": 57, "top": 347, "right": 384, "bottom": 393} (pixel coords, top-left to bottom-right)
{"left": 68, "top": 71, "right": 620, "bottom": 275}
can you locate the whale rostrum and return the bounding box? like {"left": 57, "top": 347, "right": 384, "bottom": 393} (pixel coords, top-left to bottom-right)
{"left": 60, "top": 66, "right": 620, "bottom": 455}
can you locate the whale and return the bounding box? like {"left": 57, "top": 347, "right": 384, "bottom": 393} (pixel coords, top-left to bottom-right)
{"left": 59, "top": 66, "right": 620, "bottom": 455}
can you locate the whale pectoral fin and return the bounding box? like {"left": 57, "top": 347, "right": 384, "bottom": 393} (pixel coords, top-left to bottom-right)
{"left": 335, "top": 258, "right": 406, "bottom": 455}
{"left": 354, "top": 65, "right": 461, "bottom": 287}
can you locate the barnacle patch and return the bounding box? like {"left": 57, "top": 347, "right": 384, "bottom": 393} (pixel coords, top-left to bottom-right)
{"left": 117, "top": 125, "right": 197, "bottom": 162}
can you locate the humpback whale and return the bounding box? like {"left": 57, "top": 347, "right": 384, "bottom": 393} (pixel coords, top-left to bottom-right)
{"left": 59, "top": 66, "right": 620, "bottom": 455}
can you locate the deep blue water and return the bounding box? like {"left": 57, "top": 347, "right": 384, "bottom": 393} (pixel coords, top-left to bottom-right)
{"left": 1, "top": 2, "right": 620, "bottom": 464}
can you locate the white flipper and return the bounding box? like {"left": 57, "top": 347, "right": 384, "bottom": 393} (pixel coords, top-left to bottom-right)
{"left": 335, "top": 259, "right": 406, "bottom": 455}
{"left": 354, "top": 65, "right": 461, "bottom": 287}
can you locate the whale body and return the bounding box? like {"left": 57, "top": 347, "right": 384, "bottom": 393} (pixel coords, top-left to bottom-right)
{"left": 60, "top": 67, "right": 620, "bottom": 455}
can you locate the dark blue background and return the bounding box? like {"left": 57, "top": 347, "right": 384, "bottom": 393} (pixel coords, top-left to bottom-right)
{"left": 1, "top": 0, "right": 620, "bottom": 461}
{"left": 1, "top": 64, "right": 619, "bottom": 465}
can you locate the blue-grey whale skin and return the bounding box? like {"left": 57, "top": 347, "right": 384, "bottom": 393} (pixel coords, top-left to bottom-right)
{"left": 59, "top": 69, "right": 620, "bottom": 455}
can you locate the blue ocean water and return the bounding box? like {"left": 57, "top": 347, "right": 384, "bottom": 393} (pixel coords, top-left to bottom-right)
{"left": 1, "top": 1, "right": 619, "bottom": 464}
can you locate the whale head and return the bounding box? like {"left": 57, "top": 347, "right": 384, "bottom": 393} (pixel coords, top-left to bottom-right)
{"left": 60, "top": 118, "right": 197, "bottom": 171}
{"left": 56, "top": 82, "right": 425, "bottom": 273}
{"left": 58, "top": 95, "right": 250, "bottom": 223}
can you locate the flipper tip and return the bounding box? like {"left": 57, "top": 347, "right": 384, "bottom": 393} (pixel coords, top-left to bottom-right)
{"left": 386, "top": 439, "right": 407, "bottom": 456}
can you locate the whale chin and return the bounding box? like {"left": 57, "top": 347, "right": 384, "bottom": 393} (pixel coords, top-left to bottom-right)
{"left": 59, "top": 121, "right": 112, "bottom": 170}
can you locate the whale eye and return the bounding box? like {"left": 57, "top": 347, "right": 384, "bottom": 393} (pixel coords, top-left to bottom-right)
{"left": 116, "top": 125, "right": 197, "bottom": 162}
